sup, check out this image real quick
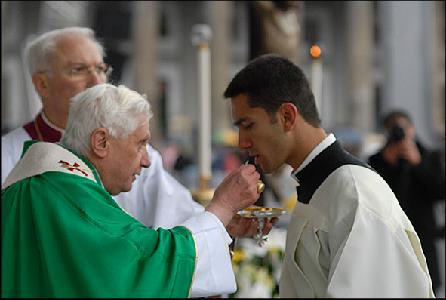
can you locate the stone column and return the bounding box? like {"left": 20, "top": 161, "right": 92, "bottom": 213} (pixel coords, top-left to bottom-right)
{"left": 133, "top": 2, "right": 160, "bottom": 141}
{"left": 380, "top": 1, "right": 437, "bottom": 147}
{"left": 345, "top": 1, "right": 374, "bottom": 133}
{"left": 205, "top": 1, "right": 232, "bottom": 136}
{"left": 430, "top": 1, "right": 444, "bottom": 141}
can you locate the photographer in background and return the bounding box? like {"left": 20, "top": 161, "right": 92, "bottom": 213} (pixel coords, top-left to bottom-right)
{"left": 368, "top": 110, "right": 445, "bottom": 294}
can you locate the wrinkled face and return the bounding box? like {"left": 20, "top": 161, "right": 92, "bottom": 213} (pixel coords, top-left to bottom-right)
{"left": 231, "top": 94, "right": 289, "bottom": 174}
{"left": 38, "top": 35, "right": 107, "bottom": 127}
{"left": 102, "top": 119, "right": 151, "bottom": 195}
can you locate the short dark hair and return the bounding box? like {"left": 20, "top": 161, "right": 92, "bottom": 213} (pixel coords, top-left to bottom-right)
{"left": 223, "top": 54, "right": 321, "bottom": 127}
{"left": 382, "top": 110, "right": 412, "bottom": 129}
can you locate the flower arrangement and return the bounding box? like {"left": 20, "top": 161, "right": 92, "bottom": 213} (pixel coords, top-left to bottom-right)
{"left": 230, "top": 228, "right": 287, "bottom": 298}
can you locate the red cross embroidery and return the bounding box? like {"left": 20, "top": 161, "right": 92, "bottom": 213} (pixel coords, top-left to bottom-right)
{"left": 58, "top": 160, "right": 89, "bottom": 177}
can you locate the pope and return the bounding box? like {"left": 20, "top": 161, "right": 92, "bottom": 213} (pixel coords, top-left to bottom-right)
{"left": 2, "top": 83, "right": 263, "bottom": 298}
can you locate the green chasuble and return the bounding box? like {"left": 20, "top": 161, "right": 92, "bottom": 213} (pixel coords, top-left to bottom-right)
{"left": 2, "top": 141, "right": 196, "bottom": 298}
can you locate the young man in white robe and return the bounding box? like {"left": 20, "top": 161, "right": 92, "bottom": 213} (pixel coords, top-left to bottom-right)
{"left": 224, "top": 54, "right": 435, "bottom": 298}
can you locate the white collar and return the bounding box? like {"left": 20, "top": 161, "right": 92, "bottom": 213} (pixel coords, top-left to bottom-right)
{"left": 291, "top": 133, "right": 336, "bottom": 183}
{"left": 41, "top": 111, "right": 65, "bottom": 134}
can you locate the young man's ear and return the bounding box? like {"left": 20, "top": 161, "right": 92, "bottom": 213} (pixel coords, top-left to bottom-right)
{"left": 90, "top": 128, "right": 109, "bottom": 158}
{"left": 280, "top": 103, "right": 298, "bottom": 131}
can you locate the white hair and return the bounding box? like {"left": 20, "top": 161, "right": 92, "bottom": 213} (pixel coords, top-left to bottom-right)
{"left": 24, "top": 27, "right": 105, "bottom": 75}
{"left": 60, "top": 84, "right": 153, "bottom": 155}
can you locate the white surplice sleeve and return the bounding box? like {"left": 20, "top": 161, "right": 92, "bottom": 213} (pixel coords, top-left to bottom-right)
{"left": 326, "top": 167, "right": 434, "bottom": 298}
{"left": 327, "top": 206, "right": 433, "bottom": 297}
{"left": 180, "top": 211, "right": 236, "bottom": 297}
{"left": 2, "top": 127, "right": 30, "bottom": 184}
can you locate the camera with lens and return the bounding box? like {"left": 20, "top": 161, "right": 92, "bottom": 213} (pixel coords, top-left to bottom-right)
{"left": 387, "top": 125, "right": 406, "bottom": 144}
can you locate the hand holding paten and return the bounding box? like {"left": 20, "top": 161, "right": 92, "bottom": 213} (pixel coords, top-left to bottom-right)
{"left": 237, "top": 206, "right": 287, "bottom": 246}
{"left": 226, "top": 213, "right": 278, "bottom": 238}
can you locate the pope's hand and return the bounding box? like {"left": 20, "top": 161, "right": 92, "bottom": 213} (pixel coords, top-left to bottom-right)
{"left": 206, "top": 164, "right": 260, "bottom": 226}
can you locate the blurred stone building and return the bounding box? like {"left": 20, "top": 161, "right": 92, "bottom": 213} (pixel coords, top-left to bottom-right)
{"left": 2, "top": 1, "right": 444, "bottom": 149}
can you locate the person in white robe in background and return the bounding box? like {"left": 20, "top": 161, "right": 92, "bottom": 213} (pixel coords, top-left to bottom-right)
{"left": 224, "top": 54, "right": 434, "bottom": 297}
{"left": 1, "top": 27, "right": 204, "bottom": 229}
